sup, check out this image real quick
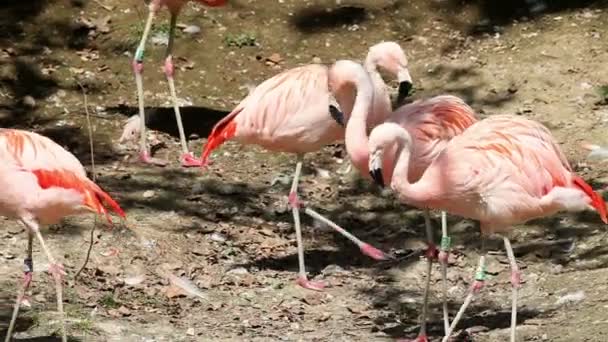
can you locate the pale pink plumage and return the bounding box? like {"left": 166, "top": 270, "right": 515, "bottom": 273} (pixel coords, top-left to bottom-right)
{"left": 368, "top": 114, "right": 607, "bottom": 341}
{"left": 200, "top": 60, "right": 386, "bottom": 291}
{"left": 202, "top": 64, "right": 347, "bottom": 158}
{"left": 372, "top": 114, "right": 606, "bottom": 230}
{"left": 1, "top": 128, "right": 125, "bottom": 342}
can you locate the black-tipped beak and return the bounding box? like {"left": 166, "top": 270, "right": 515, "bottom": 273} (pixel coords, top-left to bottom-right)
{"left": 397, "top": 81, "right": 413, "bottom": 104}
{"left": 329, "top": 104, "right": 345, "bottom": 127}
{"left": 369, "top": 168, "right": 385, "bottom": 188}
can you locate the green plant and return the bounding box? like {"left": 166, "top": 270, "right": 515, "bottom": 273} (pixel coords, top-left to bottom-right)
{"left": 224, "top": 32, "right": 257, "bottom": 48}
{"left": 99, "top": 294, "right": 120, "bottom": 308}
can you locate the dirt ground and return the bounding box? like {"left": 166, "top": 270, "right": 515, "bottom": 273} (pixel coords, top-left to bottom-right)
{"left": 2, "top": 0, "right": 608, "bottom": 341}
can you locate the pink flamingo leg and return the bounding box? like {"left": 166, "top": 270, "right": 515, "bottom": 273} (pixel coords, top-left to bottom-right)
{"left": 132, "top": 4, "right": 169, "bottom": 167}
{"left": 302, "top": 208, "right": 388, "bottom": 261}
{"left": 288, "top": 155, "right": 325, "bottom": 291}
{"left": 163, "top": 14, "right": 202, "bottom": 168}
{"left": 442, "top": 240, "right": 487, "bottom": 342}
{"left": 5, "top": 232, "right": 33, "bottom": 342}
{"left": 22, "top": 218, "right": 67, "bottom": 342}
{"left": 503, "top": 236, "right": 520, "bottom": 342}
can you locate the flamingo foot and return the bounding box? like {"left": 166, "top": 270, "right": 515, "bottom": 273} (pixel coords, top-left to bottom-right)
{"left": 180, "top": 152, "right": 203, "bottom": 167}
{"left": 396, "top": 334, "right": 429, "bottom": 342}
{"left": 296, "top": 276, "right": 325, "bottom": 291}
{"left": 139, "top": 151, "right": 169, "bottom": 167}
{"left": 360, "top": 243, "right": 389, "bottom": 260}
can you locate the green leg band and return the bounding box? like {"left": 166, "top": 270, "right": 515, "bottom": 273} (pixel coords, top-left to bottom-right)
{"left": 440, "top": 236, "right": 452, "bottom": 251}
{"left": 135, "top": 47, "right": 145, "bottom": 62}
{"left": 475, "top": 265, "right": 487, "bottom": 281}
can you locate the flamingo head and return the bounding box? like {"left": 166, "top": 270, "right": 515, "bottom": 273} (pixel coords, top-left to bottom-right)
{"left": 367, "top": 41, "right": 413, "bottom": 103}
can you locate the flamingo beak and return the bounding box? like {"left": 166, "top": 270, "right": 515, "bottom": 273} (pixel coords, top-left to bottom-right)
{"left": 368, "top": 152, "right": 385, "bottom": 188}
{"left": 397, "top": 68, "right": 413, "bottom": 104}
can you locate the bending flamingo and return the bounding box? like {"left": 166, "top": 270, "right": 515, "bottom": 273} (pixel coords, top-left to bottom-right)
{"left": 131, "top": 0, "right": 226, "bottom": 167}
{"left": 367, "top": 115, "right": 607, "bottom": 342}
{"left": 363, "top": 41, "right": 413, "bottom": 130}
{"left": 200, "top": 60, "right": 388, "bottom": 291}
{"left": 0, "top": 129, "right": 126, "bottom": 342}
{"left": 335, "top": 93, "right": 477, "bottom": 340}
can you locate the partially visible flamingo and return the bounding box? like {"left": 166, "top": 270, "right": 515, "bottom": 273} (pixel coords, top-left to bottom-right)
{"left": 200, "top": 60, "right": 388, "bottom": 291}
{"left": 0, "top": 129, "right": 126, "bottom": 342}
{"left": 367, "top": 115, "right": 607, "bottom": 342}
{"left": 334, "top": 93, "right": 477, "bottom": 340}
{"left": 131, "top": 0, "right": 227, "bottom": 167}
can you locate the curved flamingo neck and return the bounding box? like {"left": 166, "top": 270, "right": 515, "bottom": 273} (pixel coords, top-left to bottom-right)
{"left": 344, "top": 72, "right": 374, "bottom": 174}
{"left": 390, "top": 131, "right": 435, "bottom": 205}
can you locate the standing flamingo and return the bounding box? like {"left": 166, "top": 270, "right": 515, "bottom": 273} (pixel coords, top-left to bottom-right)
{"left": 131, "top": 0, "right": 226, "bottom": 167}
{"left": 0, "top": 129, "right": 126, "bottom": 342}
{"left": 367, "top": 115, "right": 607, "bottom": 342}
{"left": 200, "top": 60, "right": 389, "bottom": 291}
{"left": 333, "top": 93, "right": 477, "bottom": 340}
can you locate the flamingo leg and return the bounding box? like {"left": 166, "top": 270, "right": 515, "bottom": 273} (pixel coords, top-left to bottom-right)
{"left": 5, "top": 231, "right": 34, "bottom": 342}
{"left": 503, "top": 236, "right": 519, "bottom": 342}
{"left": 163, "top": 13, "right": 201, "bottom": 167}
{"left": 21, "top": 218, "right": 67, "bottom": 342}
{"left": 438, "top": 210, "right": 451, "bottom": 333}
{"left": 441, "top": 238, "right": 487, "bottom": 342}
{"left": 417, "top": 210, "right": 437, "bottom": 341}
{"left": 302, "top": 208, "right": 388, "bottom": 261}
{"left": 133, "top": 4, "right": 168, "bottom": 167}
{"left": 287, "top": 154, "right": 325, "bottom": 291}
{"left": 397, "top": 210, "right": 437, "bottom": 342}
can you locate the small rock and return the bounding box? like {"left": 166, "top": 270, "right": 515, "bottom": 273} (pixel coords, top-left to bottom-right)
{"left": 142, "top": 190, "right": 155, "bottom": 198}
{"left": 322, "top": 264, "right": 344, "bottom": 276}
{"left": 186, "top": 328, "right": 195, "bottom": 336}
{"left": 271, "top": 174, "right": 291, "bottom": 186}
{"left": 183, "top": 25, "right": 201, "bottom": 34}
{"left": 117, "top": 306, "right": 131, "bottom": 316}
{"left": 21, "top": 95, "right": 36, "bottom": 108}
{"left": 555, "top": 290, "right": 585, "bottom": 306}
{"left": 312, "top": 56, "right": 322, "bottom": 64}
{"left": 227, "top": 267, "right": 249, "bottom": 275}
{"left": 315, "top": 168, "right": 331, "bottom": 179}
{"left": 210, "top": 232, "right": 227, "bottom": 243}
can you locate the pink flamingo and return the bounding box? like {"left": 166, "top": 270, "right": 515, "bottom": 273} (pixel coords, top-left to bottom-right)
{"left": 0, "top": 129, "right": 126, "bottom": 342}
{"left": 367, "top": 115, "right": 607, "bottom": 342}
{"left": 131, "top": 0, "right": 226, "bottom": 167}
{"left": 199, "top": 59, "right": 390, "bottom": 291}
{"left": 335, "top": 93, "right": 477, "bottom": 340}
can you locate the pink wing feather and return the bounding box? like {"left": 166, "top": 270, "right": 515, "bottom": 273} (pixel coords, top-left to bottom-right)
{"left": 0, "top": 129, "right": 125, "bottom": 222}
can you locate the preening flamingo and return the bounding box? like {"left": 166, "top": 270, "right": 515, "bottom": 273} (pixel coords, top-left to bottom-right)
{"left": 367, "top": 115, "right": 607, "bottom": 342}
{"left": 0, "top": 129, "right": 126, "bottom": 342}
{"left": 131, "top": 0, "right": 226, "bottom": 167}
{"left": 363, "top": 41, "right": 413, "bottom": 130}
{"left": 332, "top": 93, "right": 477, "bottom": 340}
{"left": 200, "top": 60, "right": 388, "bottom": 291}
